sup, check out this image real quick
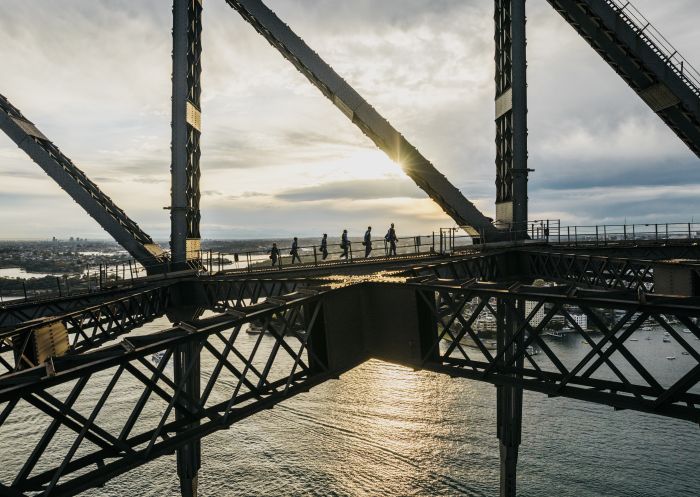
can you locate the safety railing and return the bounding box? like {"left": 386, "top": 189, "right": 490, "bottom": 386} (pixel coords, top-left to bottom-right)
{"left": 550, "top": 222, "right": 700, "bottom": 247}
{"left": 4, "top": 221, "right": 699, "bottom": 304}
{"left": 0, "top": 233, "right": 441, "bottom": 303}
{"left": 606, "top": 0, "right": 700, "bottom": 96}
{"left": 446, "top": 220, "right": 700, "bottom": 253}
{"left": 0, "top": 260, "right": 170, "bottom": 305}
{"left": 446, "top": 220, "right": 561, "bottom": 253}
{"left": 200, "top": 233, "right": 438, "bottom": 274}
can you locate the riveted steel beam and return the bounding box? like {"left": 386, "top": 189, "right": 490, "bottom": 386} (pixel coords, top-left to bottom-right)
{"left": 546, "top": 0, "right": 700, "bottom": 158}
{"left": 494, "top": 0, "right": 528, "bottom": 234}
{"left": 171, "top": 0, "right": 203, "bottom": 269}
{"left": 0, "top": 94, "right": 167, "bottom": 271}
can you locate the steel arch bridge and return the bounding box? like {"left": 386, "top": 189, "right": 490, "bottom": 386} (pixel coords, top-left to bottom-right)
{"left": 0, "top": 1, "right": 699, "bottom": 496}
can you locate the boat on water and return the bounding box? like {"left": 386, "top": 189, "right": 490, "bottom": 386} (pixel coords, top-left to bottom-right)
{"left": 682, "top": 351, "right": 690, "bottom": 356}
{"left": 681, "top": 329, "right": 692, "bottom": 334}
{"left": 663, "top": 331, "right": 670, "bottom": 336}
{"left": 246, "top": 321, "right": 265, "bottom": 334}
{"left": 630, "top": 338, "right": 639, "bottom": 341}
{"left": 245, "top": 321, "right": 306, "bottom": 337}
{"left": 526, "top": 345, "right": 539, "bottom": 356}
{"left": 151, "top": 350, "right": 167, "bottom": 364}
{"left": 663, "top": 338, "right": 671, "bottom": 343}
{"left": 641, "top": 326, "right": 652, "bottom": 332}
{"left": 667, "top": 356, "right": 677, "bottom": 360}
{"left": 439, "top": 326, "right": 498, "bottom": 350}
{"left": 645, "top": 336, "right": 652, "bottom": 340}
{"left": 546, "top": 331, "right": 564, "bottom": 338}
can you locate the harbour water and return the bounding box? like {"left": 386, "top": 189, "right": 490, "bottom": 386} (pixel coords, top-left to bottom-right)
{"left": 0, "top": 268, "right": 63, "bottom": 279}
{"left": 1, "top": 318, "right": 699, "bottom": 496}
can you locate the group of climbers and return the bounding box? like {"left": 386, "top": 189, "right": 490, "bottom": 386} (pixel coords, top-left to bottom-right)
{"left": 268, "top": 223, "right": 398, "bottom": 266}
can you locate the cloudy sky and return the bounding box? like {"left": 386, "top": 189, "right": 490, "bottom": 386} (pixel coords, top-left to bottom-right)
{"left": 0, "top": 0, "right": 698, "bottom": 240}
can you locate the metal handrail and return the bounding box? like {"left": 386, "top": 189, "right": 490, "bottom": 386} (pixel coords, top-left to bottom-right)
{"left": 4, "top": 221, "right": 700, "bottom": 303}
{"left": 606, "top": 0, "right": 700, "bottom": 96}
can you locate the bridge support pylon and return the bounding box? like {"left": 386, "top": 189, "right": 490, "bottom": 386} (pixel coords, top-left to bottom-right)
{"left": 496, "top": 298, "right": 524, "bottom": 497}
{"left": 171, "top": 0, "right": 203, "bottom": 270}
{"left": 175, "top": 339, "right": 202, "bottom": 497}
{"left": 495, "top": 0, "right": 528, "bottom": 237}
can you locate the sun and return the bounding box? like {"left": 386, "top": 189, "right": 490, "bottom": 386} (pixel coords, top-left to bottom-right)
{"left": 326, "top": 148, "right": 404, "bottom": 181}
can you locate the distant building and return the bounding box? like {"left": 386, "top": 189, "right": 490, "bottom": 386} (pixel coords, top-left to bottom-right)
{"left": 570, "top": 313, "right": 588, "bottom": 330}
{"left": 526, "top": 279, "right": 548, "bottom": 328}
{"left": 475, "top": 314, "right": 497, "bottom": 333}
{"left": 525, "top": 300, "right": 546, "bottom": 327}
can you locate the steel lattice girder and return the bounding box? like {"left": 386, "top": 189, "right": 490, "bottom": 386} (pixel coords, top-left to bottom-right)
{"left": 199, "top": 277, "right": 324, "bottom": 311}
{"left": 414, "top": 279, "right": 700, "bottom": 423}
{"left": 0, "top": 291, "right": 345, "bottom": 497}
{"left": 407, "top": 247, "right": 659, "bottom": 292}
{"left": 0, "top": 281, "right": 699, "bottom": 495}
{"left": 543, "top": 242, "right": 700, "bottom": 261}
{"left": 520, "top": 249, "right": 655, "bottom": 291}
{"left": 407, "top": 250, "right": 514, "bottom": 282}
{"left": 0, "top": 285, "right": 172, "bottom": 374}
{"left": 221, "top": 0, "right": 503, "bottom": 240}
{"left": 494, "top": 0, "right": 528, "bottom": 230}
{"left": 0, "top": 278, "right": 327, "bottom": 376}
{"left": 0, "top": 291, "right": 126, "bottom": 330}
{"left": 546, "top": 0, "right": 700, "bottom": 158}
{"left": 170, "top": 0, "right": 203, "bottom": 266}
{"left": 0, "top": 94, "right": 168, "bottom": 270}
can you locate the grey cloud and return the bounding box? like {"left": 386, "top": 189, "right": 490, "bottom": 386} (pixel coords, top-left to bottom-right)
{"left": 530, "top": 186, "right": 700, "bottom": 225}
{"left": 1, "top": 0, "right": 699, "bottom": 239}
{"left": 276, "top": 178, "right": 424, "bottom": 202}
{"left": 530, "top": 156, "right": 700, "bottom": 190}
{"left": 0, "top": 169, "right": 45, "bottom": 179}
{"left": 202, "top": 127, "right": 368, "bottom": 170}
{"left": 227, "top": 191, "right": 268, "bottom": 200}
{"left": 92, "top": 176, "right": 120, "bottom": 183}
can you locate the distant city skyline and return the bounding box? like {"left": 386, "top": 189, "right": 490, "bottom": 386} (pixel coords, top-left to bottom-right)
{"left": 0, "top": 0, "right": 699, "bottom": 240}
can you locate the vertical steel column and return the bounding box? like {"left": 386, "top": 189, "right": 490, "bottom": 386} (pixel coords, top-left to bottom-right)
{"left": 495, "top": 0, "right": 528, "bottom": 236}
{"left": 171, "top": 3, "right": 203, "bottom": 493}
{"left": 171, "top": 0, "right": 203, "bottom": 269}
{"left": 174, "top": 339, "right": 201, "bottom": 497}
{"left": 496, "top": 298, "right": 524, "bottom": 497}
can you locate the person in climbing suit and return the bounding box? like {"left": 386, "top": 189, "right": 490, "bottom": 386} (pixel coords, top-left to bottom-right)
{"left": 363, "top": 226, "right": 372, "bottom": 258}
{"left": 320, "top": 233, "right": 328, "bottom": 260}
{"left": 385, "top": 223, "right": 398, "bottom": 257}
{"left": 340, "top": 229, "right": 349, "bottom": 260}
{"left": 290, "top": 237, "right": 301, "bottom": 264}
{"left": 269, "top": 243, "right": 280, "bottom": 266}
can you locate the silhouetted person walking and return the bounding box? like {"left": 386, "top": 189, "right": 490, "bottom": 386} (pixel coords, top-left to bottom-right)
{"left": 320, "top": 233, "right": 328, "bottom": 260}
{"left": 340, "top": 229, "right": 349, "bottom": 260}
{"left": 363, "top": 226, "right": 372, "bottom": 258}
{"left": 385, "top": 223, "right": 397, "bottom": 256}
{"left": 290, "top": 237, "right": 301, "bottom": 264}
{"left": 269, "top": 243, "right": 280, "bottom": 267}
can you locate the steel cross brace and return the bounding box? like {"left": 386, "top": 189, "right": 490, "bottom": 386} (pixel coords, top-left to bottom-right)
{"left": 415, "top": 279, "right": 700, "bottom": 423}
{"left": 0, "top": 94, "right": 167, "bottom": 269}
{"left": 0, "top": 291, "right": 343, "bottom": 496}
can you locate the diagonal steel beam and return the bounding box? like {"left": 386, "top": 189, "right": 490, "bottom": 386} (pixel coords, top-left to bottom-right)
{"left": 222, "top": 0, "right": 504, "bottom": 240}
{"left": 0, "top": 93, "right": 168, "bottom": 271}
{"left": 546, "top": 0, "right": 700, "bottom": 158}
